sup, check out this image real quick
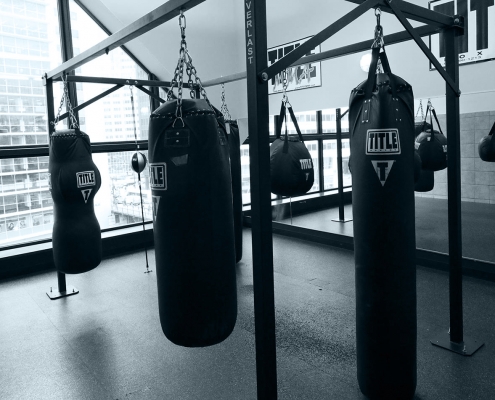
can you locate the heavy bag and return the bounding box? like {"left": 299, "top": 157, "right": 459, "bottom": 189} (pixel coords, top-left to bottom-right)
{"left": 415, "top": 168, "right": 434, "bottom": 192}
{"left": 149, "top": 98, "right": 237, "bottom": 347}
{"left": 349, "top": 47, "right": 416, "bottom": 400}
{"left": 49, "top": 129, "right": 102, "bottom": 274}
{"left": 270, "top": 103, "right": 314, "bottom": 196}
{"left": 415, "top": 107, "right": 447, "bottom": 171}
{"left": 226, "top": 119, "right": 243, "bottom": 263}
{"left": 414, "top": 150, "right": 421, "bottom": 183}
{"left": 414, "top": 120, "right": 432, "bottom": 138}
{"left": 478, "top": 121, "right": 495, "bottom": 162}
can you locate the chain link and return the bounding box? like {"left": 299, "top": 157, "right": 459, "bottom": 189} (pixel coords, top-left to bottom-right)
{"left": 281, "top": 69, "right": 291, "bottom": 107}
{"left": 220, "top": 83, "right": 232, "bottom": 121}
{"left": 52, "top": 74, "right": 79, "bottom": 129}
{"left": 415, "top": 99, "right": 424, "bottom": 120}
{"left": 372, "top": 8, "right": 384, "bottom": 49}
{"left": 168, "top": 10, "right": 213, "bottom": 124}
{"left": 129, "top": 85, "right": 138, "bottom": 146}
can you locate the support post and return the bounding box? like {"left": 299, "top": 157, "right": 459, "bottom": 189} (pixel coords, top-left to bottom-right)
{"left": 244, "top": 0, "right": 278, "bottom": 398}
{"left": 316, "top": 110, "right": 324, "bottom": 192}
{"left": 430, "top": 27, "right": 483, "bottom": 356}
{"left": 332, "top": 108, "right": 352, "bottom": 223}
{"left": 46, "top": 272, "right": 79, "bottom": 300}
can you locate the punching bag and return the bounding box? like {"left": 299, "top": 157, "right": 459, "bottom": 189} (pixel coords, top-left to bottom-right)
{"left": 149, "top": 98, "right": 237, "bottom": 347}
{"left": 415, "top": 168, "right": 434, "bottom": 192}
{"left": 270, "top": 103, "right": 314, "bottom": 196}
{"left": 226, "top": 119, "right": 243, "bottom": 263}
{"left": 349, "top": 47, "right": 416, "bottom": 400}
{"left": 415, "top": 106, "right": 447, "bottom": 171}
{"left": 414, "top": 150, "right": 421, "bottom": 183}
{"left": 478, "top": 121, "right": 495, "bottom": 162}
{"left": 49, "top": 129, "right": 102, "bottom": 274}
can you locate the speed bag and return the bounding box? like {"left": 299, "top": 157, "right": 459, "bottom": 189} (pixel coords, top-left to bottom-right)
{"left": 415, "top": 168, "right": 434, "bottom": 192}
{"left": 478, "top": 121, "right": 495, "bottom": 162}
{"left": 270, "top": 104, "right": 314, "bottom": 196}
{"left": 227, "top": 120, "right": 243, "bottom": 263}
{"left": 148, "top": 98, "right": 237, "bottom": 347}
{"left": 349, "top": 47, "right": 416, "bottom": 400}
{"left": 415, "top": 129, "right": 447, "bottom": 171}
{"left": 49, "top": 129, "right": 102, "bottom": 274}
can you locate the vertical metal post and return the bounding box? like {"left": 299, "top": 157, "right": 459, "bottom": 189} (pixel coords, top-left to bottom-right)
{"left": 430, "top": 24, "right": 483, "bottom": 355}
{"left": 149, "top": 73, "right": 162, "bottom": 111}
{"left": 45, "top": 76, "right": 56, "bottom": 138}
{"left": 316, "top": 110, "right": 324, "bottom": 192}
{"left": 57, "top": 271, "right": 67, "bottom": 292}
{"left": 57, "top": 0, "right": 79, "bottom": 124}
{"left": 244, "top": 0, "right": 278, "bottom": 398}
{"left": 332, "top": 108, "right": 351, "bottom": 223}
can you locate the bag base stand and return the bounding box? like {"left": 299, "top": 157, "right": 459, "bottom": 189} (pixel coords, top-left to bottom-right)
{"left": 331, "top": 108, "right": 352, "bottom": 223}
{"left": 431, "top": 331, "right": 484, "bottom": 356}
{"left": 46, "top": 272, "right": 79, "bottom": 300}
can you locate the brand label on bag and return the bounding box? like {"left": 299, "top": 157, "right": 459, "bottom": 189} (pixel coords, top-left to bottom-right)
{"left": 150, "top": 163, "right": 167, "bottom": 190}
{"left": 76, "top": 171, "right": 95, "bottom": 188}
{"left": 366, "top": 129, "right": 400, "bottom": 154}
{"left": 300, "top": 159, "right": 312, "bottom": 170}
{"left": 152, "top": 195, "right": 160, "bottom": 221}
{"left": 371, "top": 160, "right": 395, "bottom": 186}
{"left": 81, "top": 188, "right": 92, "bottom": 203}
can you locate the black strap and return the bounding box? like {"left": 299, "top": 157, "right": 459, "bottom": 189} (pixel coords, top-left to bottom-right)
{"left": 276, "top": 101, "right": 305, "bottom": 153}
{"left": 365, "top": 47, "right": 395, "bottom": 99}
{"left": 277, "top": 102, "right": 286, "bottom": 140}
{"left": 287, "top": 106, "right": 305, "bottom": 143}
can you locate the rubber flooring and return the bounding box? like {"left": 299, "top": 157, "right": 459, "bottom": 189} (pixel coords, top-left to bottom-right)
{"left": 1, "top": 230, "right": 495, "bottom": 399}
{"left": 277, "top": 197, "right": 495, "bottom": 264}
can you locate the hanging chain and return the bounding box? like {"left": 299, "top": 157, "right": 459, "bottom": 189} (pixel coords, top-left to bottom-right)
{"left": 129, "top": 85, "right": 138, "bottom": 146}
{"left": 415, "top": 99, "right": 424, "bottom": 120}
{"left": 372, "top": 8, "right": 384, "bottom": 49}
{"left": 169, "top": 10, "right": 212, "bottom": 126}
{"left": 427, "top": 98, "right": 434, "bottom": 110}
{"left": 52, "top": 74, "right": 79, "bottom": 129}
{"left": 220, "top": 83, "right": 232, "bottom": 121}
{"left": 281, "top": 69, "right": 291, "bottom": 107}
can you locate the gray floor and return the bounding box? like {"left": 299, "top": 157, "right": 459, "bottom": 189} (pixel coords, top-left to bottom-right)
{"left": 278, "top": 197, "right": 495, "bottom": 264}
{"left": 1, "top": 230, "right": 495, "bottom": 399}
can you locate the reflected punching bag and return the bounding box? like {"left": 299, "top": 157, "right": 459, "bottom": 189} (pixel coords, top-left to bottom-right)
{"left": 226, "top": 120, "right": 243, "bottom": 263}
{"left": 478, "top": 121, "right": 495, "bottom": 162}
{"left": 349, "top": 46, "right": 416, "bottom": 400}
{"left": 49, "top": 129, "right": 102, "bottom": 274}
{"left": 415, "top": 168, "right": 434, "bottom": 192}
{"left": 149, "top": 97, "right": 237, "bottom": 345}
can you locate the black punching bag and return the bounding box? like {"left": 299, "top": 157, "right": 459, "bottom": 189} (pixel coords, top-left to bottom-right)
{"left": 478, "top": 121, "right": 495, "bottom": 162}
{"left": 227, "top": 120, "right": 243, "bottom": 263}
{"left": 149, "top": 99, "right": 237, "bottom": 347}
{"left": 415, "top": 168, "right": 434, "bottom": 192}
{"left": 49, "top": 129, "right": 102, "bottom": 274}
{"left": 349, "top": 47, "right": 416, "bottom": 400}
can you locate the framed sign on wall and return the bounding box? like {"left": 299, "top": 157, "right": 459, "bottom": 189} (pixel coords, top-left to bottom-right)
{"left": 267, "top": 36, "right": 322, "bottom": 95}
{"left": 429, "top": 0, "right": 495, "bottom": 69}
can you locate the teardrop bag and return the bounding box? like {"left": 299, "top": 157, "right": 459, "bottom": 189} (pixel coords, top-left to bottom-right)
{"left": 478, "top": 121, "right": 495, "bottom": 162}
{"left": 415, "top": 106, "right": 447, "bottom": 171}
{"left": 270, "top": 103, "right": 314, "bottom": 196}
{"left": 149, "top": 99, "right": 237, "bottom": 347}
{"left": 349, "top": 47, "right": 416, "bottom": 400}
{"left": 226, "top": 119, "right": 243, "bottom": 263}
{"left": 414, "top": 168, "right": 434, "bottom": 192}
{"left": 49, "top": 129, "right": 102, "bottom": 274}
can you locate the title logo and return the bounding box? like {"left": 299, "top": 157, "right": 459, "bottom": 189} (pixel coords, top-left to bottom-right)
{"left": 366, "top": 129, "right": 401, "bottom": 155}
{"left": 76, "top": 171, "right": 95, "bottom": 188}
{"left": 150, "top": 163, "right": 167, "bottom": 190}
{"left": 371, "top": 160, "right": 396, "bottom": 186}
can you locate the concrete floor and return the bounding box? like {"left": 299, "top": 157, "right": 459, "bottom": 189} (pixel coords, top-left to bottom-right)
{"left": 1, "top": 230, "right": 495, "bottom": 399}
{"left": 278, "top": 197, "right": 495, "bottom": 263}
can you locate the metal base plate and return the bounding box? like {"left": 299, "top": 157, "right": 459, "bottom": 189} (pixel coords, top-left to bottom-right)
{"left": 46, "top": 286, "right": 79, "bottom": 300}
{"left": 430, "top": 331, "right": 484, "bottom": 356}
{"left": 331, "top": 218, "right": 353, "bottom": 223}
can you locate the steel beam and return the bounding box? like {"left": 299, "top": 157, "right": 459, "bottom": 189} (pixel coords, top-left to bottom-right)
{"left": 346, "top": 0, "right": 455, "bottom": 28}
{"left": 244, "top": 0, "right": 278, "bottom": 398}
{"left": 259, "top": 0, "right": 379, "bottom": 82}
{"left": 45, "top": 0, "right": 206, "bottom": 80}
{"left": 46, "top": 75, "right": 173, "bottom": 87}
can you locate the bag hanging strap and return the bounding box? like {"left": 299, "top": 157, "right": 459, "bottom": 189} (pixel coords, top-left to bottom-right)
{"left": 287, "top": 106, "right": 305, "bottom": 143}
{"left": 51, "top": 73, "right": 80, "bottom": 135}
{"left": 426, "top": 100, "right": 444, "bottom": 140}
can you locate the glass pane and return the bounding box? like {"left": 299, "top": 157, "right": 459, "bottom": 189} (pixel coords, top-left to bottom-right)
{"left": 321, "top": 107, "right": 349, "bottom": 133}
{"left": 323, "top": 140, "right": 338, "bottom": 190}
{"left": 284, "top": 110, "right": 317, "bottom": 134}
{"left": 0, "top": 0, "right": 61, "bottom": 146}
{"left": 305, "top": 140, "right": 319, "bottom": 193}
{"left": 0, "top": 152, "right": 152, "bottom": 248}
{"left": 240, "top": 144, "right": 250, "bottom": 205}
{"left": 342, "top": 138, "right": 352, "bottom": 187}
{"left": 68, "top": 0, "right": 150, "bottom": 142}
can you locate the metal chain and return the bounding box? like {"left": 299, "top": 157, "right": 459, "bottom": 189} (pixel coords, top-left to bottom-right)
{"left": 281, "top": 69, "right": 291, "bottom": 107}
{"left": 371, "top": 8, "right": 384, "bottom": 49}
{"left": 129, "top": 85, "right": 138, "bottom": 146}
{"left": 52, "top": 74, "right": 79, "bottom": 129}
{"left": 220, "top": 83, "right": 232, "bottom": 121}
{"left": 415, "top": 99, "right": 424, "bottom": 120}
